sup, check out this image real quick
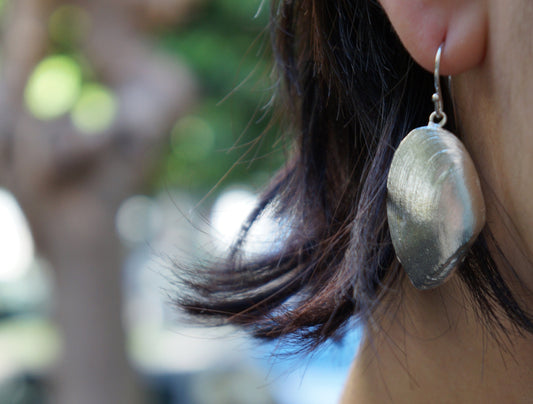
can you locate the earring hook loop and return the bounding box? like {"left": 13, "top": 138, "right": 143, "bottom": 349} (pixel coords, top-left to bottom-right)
{"left": 429, "top": 44, "right": 447, "bottom": 127}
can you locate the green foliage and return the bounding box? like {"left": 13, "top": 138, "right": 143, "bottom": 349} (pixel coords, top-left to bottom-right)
{"left": 155, "top": 0, "right": 285, "bottom": 194}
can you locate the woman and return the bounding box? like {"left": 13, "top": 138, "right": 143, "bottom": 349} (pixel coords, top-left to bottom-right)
{"left": 181, "top": 0, "right": 533, "bottom": 402}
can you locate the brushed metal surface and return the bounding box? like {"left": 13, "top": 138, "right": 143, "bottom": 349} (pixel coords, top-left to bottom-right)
{"left": 387, "top": 124, "right": 485, "bottom": 290}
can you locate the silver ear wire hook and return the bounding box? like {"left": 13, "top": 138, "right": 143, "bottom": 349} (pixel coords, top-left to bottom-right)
{"left": 429, "top": 44, "right": 447, "bottom": 127}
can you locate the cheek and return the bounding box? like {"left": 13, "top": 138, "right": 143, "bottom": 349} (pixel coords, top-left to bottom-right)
{"left": 452, "top": 0, "right": 533, "bottom": 294}
{"left": 495, "top": 127, "right": 533, "bottom": 250}
{"left": 489, "top": 0, "right": 533, "bottom": 258}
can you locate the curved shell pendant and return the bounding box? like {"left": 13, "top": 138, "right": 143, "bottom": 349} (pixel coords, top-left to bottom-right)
{"left": 386, "top": 124, "right": 485, "bottom": 290}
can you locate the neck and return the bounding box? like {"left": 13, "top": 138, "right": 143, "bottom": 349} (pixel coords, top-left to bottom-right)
{"left": 340, "top": 278, "right": 533, "bottom": 403}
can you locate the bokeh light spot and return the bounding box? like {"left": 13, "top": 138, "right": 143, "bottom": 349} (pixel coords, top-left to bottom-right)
{"left": 210, "top": 187, "right": 288, "bottom": 257}
{"left": 71, "top": 83, "right": 117, "bottom": 135}
{"left": 25, "top": 55, "right": 82, "bottom": 120}
{"left": 0, "top": 189, "right": 34, "bottom": 282}
{"left": 171, "top": 116, "right": 215, "bottom": 162}
{"left": 116, "top": 195, "right": 162, "bottom": 245}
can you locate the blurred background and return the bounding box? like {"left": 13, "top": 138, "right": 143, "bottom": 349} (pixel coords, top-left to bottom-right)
{"left": 0, "top": 0, "right": 361, "bottom": 403}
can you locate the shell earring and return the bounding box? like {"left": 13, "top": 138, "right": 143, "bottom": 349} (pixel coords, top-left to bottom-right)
{"left": 386, "top": 44, "right": 486, "bottom": 290}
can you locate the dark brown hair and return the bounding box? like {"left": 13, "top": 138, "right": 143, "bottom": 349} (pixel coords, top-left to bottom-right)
{"left": 178, "top": 0, "right": 533, "bottom": 350}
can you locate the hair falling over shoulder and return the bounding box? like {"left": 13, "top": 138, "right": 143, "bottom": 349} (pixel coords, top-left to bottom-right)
{"left": 177, "top": 0, "right": 533, "bottom": 350}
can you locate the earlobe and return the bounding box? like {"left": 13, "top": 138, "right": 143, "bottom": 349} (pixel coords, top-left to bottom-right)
{"left": 378, "top": 0, "right": 487, "bottom": 75}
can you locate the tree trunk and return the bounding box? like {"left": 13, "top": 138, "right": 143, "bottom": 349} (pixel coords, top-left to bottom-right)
{"left": 46, "top": 191, "right": 144, "bottom": 404}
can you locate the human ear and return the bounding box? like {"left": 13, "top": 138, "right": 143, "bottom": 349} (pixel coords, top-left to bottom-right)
{"left": 378, "top": 0, "right": 487, "bottom": 75}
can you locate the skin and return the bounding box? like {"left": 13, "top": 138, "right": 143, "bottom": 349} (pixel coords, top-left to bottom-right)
{"left": 341, "top": 0, "right": 533, "bottom": 402}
